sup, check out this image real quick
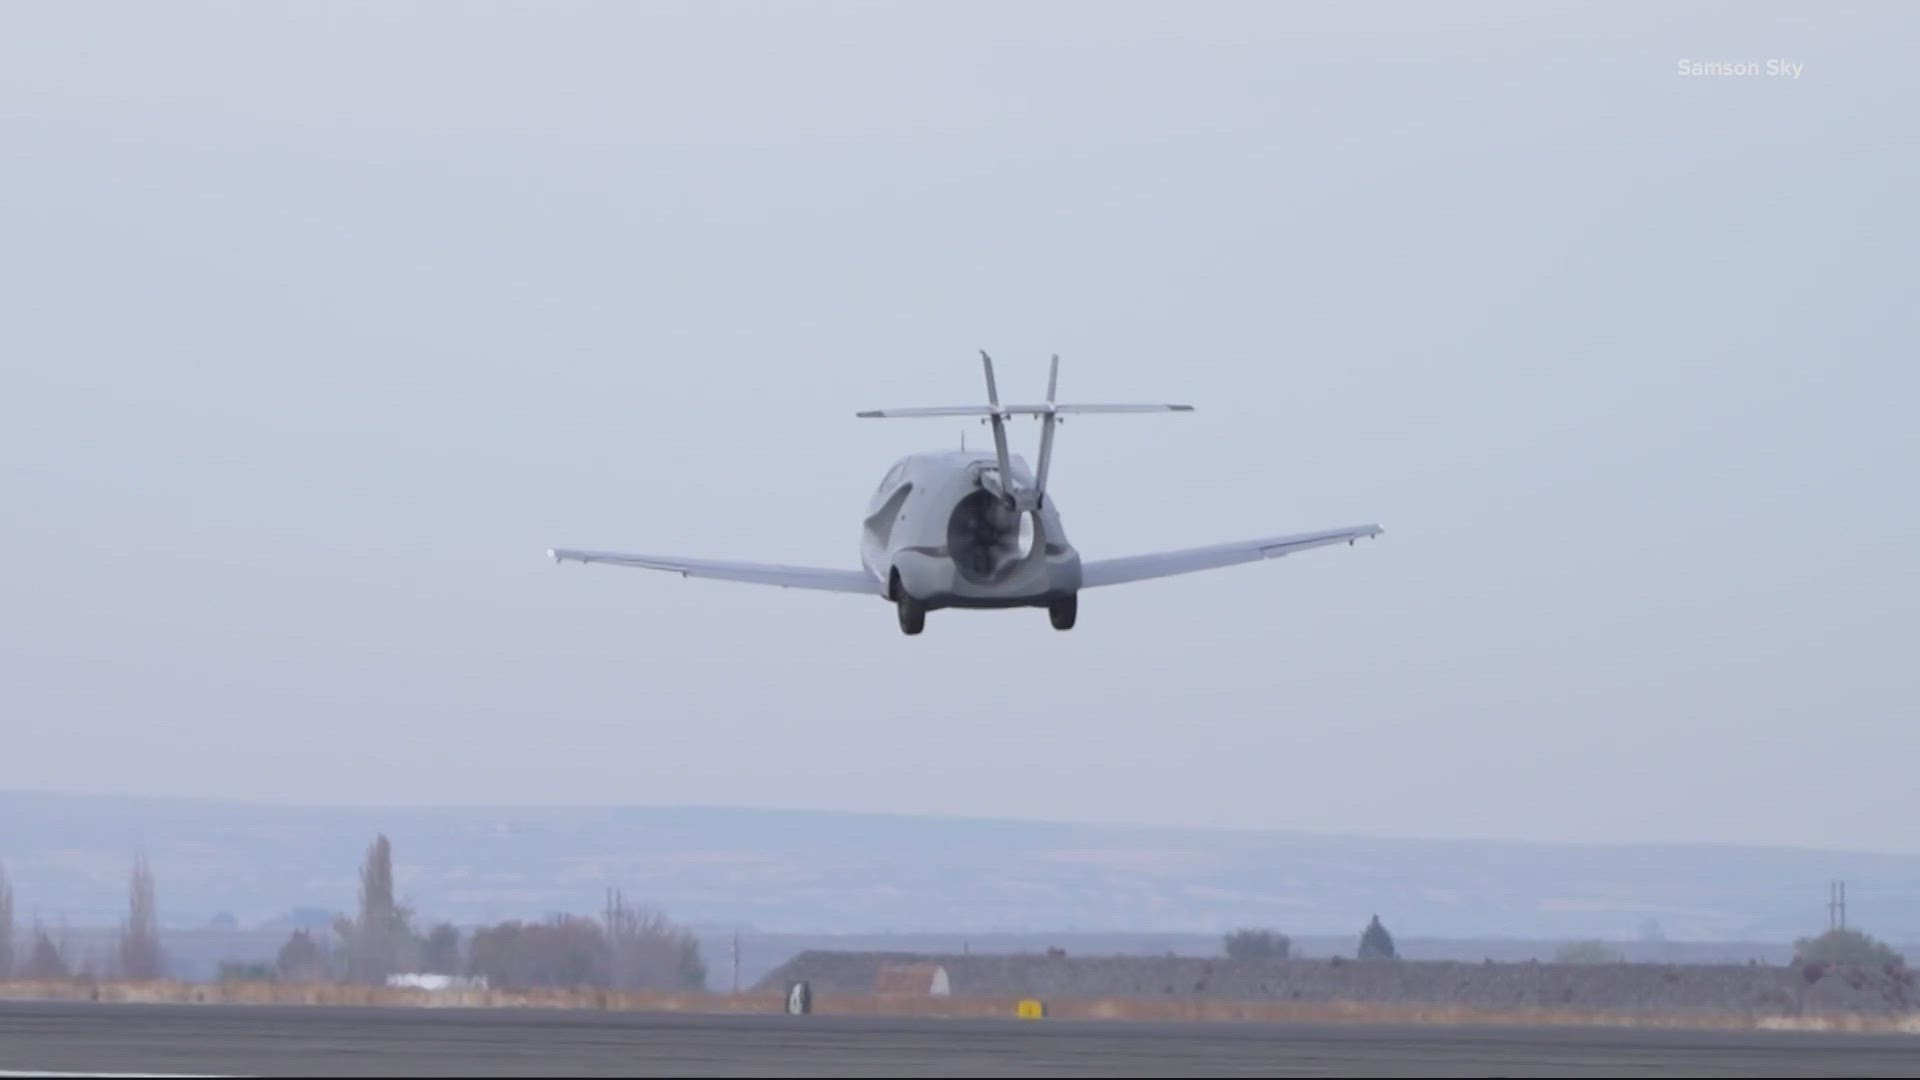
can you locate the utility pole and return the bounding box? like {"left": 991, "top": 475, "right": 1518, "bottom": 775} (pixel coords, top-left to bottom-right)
{"left": 731, "top": 932, "right": 740, "bottom": 994}
{"left": 1829, "top": 880, "right": 1848, "bottom": 930}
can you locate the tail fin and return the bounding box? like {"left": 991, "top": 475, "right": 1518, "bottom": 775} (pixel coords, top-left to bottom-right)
{"left": 979, "top": 351, "right": 1016, "bottom": 511}
{"left": 1034, "top": 353, "right": 1060, "bottom": 499}
{"left": 857, "top": 353, "right": 1192, "bottom": 508}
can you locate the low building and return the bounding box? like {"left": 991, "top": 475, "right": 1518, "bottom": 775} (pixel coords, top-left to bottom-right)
{"left": 385, "top": 973, "right": 488, "bottom": 991}
{"left": 876, "top": 962, "right": 951, "bottom": 996}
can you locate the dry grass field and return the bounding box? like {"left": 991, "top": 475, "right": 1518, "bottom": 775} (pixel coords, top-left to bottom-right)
{"left": 3, "top": 978, "right": 1917, "bottom": 1035}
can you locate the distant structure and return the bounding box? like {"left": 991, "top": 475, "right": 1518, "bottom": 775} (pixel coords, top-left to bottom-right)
{"left": 386, "top": 973, "right": 487, "bottom": 991}
{"left": 875, "top": 962, "right": 951, "bottom": 996}
{"left": 1830, "top": 880, "right": 1848, "bottom": 930}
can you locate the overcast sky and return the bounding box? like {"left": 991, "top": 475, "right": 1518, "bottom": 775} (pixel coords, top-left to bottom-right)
{"left": 2, "top": 2, "right": 1914, "bottom": 853}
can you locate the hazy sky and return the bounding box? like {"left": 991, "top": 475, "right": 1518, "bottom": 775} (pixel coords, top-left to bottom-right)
{"left": 2, "top": 2, "right": 1915, "bottom": 852}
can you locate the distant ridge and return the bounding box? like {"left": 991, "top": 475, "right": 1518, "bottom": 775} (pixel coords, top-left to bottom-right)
{"left": 2, "top": 790, "right": 1917, "bottom": 941}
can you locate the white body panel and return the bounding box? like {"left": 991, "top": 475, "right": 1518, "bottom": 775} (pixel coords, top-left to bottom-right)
{"left": 859, "top": 450, "right": 1081, "bottom": 609}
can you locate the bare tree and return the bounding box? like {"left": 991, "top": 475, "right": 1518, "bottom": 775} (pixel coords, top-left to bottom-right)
{"left": 468, "top": 916, "right": 608, "bottom": 990}
{"left": 118, "top": 854, "right": 164, "bottom": 979}
{"left": 0, "top": 861, "right": 13, "bottom": 977}
{"left": 459, "top": 898, "right": 706, "bottom": 992}
{"left": 605, "top": 891, "right": 707, "bottom": 991}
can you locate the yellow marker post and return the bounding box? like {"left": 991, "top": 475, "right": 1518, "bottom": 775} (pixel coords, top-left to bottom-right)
{"left": 1016, "top": 999, "right": 1047, "bottom": 1019}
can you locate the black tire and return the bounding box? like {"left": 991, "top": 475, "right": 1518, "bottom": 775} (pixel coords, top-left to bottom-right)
{"left": 1048, "top": 596, "right": 1077, "bottom": 631}
{"left": 897, "top": 594, "right": 926, "bottom": 635}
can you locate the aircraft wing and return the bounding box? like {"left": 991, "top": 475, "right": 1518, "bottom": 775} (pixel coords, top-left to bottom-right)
{"left": 548, "top": 548, "right": 883, "bottom": 595}
{"left": 1079, "top": 525, "right": 1382, "bottom": 589}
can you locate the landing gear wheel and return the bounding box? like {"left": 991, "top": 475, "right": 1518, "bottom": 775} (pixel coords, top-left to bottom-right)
{"left": 897, "top": 594, "right": 926, "bottom": 636}
{"left": 1048, "top": 596, "right": 1077, "bottom": 631}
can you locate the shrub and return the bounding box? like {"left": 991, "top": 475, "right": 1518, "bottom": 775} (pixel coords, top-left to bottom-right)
{"left": 1554, "top": 940, "right": 1625, "bottom": 965}
{"left": 1793, "top": 929, "right": 1905, "bottom": 969}
{"left": 1223, "top": 928, "right": 1291, "bottom": 961}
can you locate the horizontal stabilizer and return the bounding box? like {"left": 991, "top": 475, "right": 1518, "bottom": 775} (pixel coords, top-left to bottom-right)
{"left": 1048, "top": 403, "right": 1193, "bottom": 414}
{"left": 858, "top": 403, "right": 1192, "bottom": 418}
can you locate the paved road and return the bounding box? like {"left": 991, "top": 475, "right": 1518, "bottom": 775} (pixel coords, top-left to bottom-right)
{"left": 2, "top": 1002, "right": 1919, "bottom": 1076}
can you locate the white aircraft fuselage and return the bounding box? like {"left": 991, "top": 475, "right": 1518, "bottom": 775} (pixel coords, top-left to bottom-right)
{"left": 549, "top": 352, "right": 1381, "bottom": 635}
{"left": 861, "top": 450, "right": 1080, "bottom": 611}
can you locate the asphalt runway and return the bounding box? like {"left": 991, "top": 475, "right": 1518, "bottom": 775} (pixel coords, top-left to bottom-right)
{"left": 3, "top": 1002, "right": 1919, "bottom": 1077}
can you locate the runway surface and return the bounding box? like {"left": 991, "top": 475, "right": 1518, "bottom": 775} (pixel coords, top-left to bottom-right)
{"left": 3, "top": 1002, "right": 1919, "bottom": 1077}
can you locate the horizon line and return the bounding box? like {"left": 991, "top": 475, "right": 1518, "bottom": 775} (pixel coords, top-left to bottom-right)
{"left": 1, "top": 787, "right": 1912, "bottom": 861}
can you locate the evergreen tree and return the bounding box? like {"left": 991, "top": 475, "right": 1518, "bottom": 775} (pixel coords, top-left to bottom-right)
{"left": 0, "top": 861, "right": 13, "bottom": 977}
{"left": 340, "top": 834, "right": 415, "bottom": 983}
{"left": 420, "top": 923, "right": 462, "bottom": 975}
{"left": 1357, "top": 914, "right": 1397, "bottom": 961}
{"left": 24, "top": 930, "right": 67, "bottom": 979}
{"left": 118, "top": 854, "right": 164, "bottom": 979}
{"left": 276, "top": 929, "right": 329, "bottom": 983}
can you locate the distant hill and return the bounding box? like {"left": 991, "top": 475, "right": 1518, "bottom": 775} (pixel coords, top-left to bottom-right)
{"left": 2, "top": 791, "right": 1915, "bottom": 944}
